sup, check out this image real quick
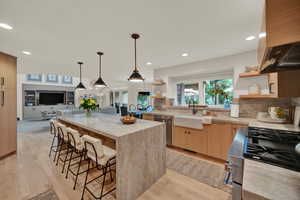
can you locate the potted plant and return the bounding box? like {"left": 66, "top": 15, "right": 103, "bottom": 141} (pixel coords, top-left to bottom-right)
{"left": 79, "top": 97, "right": 97, "bottom": 116}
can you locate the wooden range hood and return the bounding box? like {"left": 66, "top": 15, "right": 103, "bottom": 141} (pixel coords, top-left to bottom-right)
{"left": 258, "top": 0, "right": 300, "bottom": 73}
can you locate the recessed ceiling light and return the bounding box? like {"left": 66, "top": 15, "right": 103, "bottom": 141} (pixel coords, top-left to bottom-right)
{"left": 0, "top": 23, "right": 13, "bottom": 30}
{"left": 245, "top": 36, "right": 256, "bottom": 41}
{"left": 146, "top": 62, "right": 152, "bottom": 65}
{"left": 259, "top": 32, "right": 266, "bottom": 38}
{"left": 22, "top": 51, "right": 31, "bottom": 55}
{"left": 182, "top": 53, "right": 189, "bottom": 57}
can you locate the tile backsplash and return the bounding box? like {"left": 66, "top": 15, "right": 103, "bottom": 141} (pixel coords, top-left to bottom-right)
{"left": 239, "top": 98, "right": 292, "bottom": 118}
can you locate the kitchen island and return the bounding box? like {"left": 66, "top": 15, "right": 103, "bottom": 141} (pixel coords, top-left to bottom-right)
{"left": 58, "top": 113, "right": 166, "bottom": 200}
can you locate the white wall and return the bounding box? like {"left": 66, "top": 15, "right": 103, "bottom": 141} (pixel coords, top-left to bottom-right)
{"left": 17, "top": 73, "right": 90, "bottom": 120}
{"left": 233, "top": 66, "right": 269, "bottom": 98}
{"left": 153, "top": 50, "right": 258, "bottom": 103}
{"left": 128, "top": 82, "right": 153, "bottom": 106}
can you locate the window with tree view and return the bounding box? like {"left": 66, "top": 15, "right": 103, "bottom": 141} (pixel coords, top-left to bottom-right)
{"left": 204, "top": 79, "right": 233, "bottom": 106}
{"left": 177, "top": 83, "right": 199, "bottom": 105}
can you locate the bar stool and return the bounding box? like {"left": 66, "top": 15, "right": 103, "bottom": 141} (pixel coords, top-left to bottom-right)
{"left": 55, "top": 123, "right": 70, "bottom": 169}
{"left": 65, "top": 127, "right": 86, "bottom": 190}
{"left": 81, "top": 135, "right": 116, "bottom": 200}
{"left": 49, "top": 119, "right": 59, "bottom": 161}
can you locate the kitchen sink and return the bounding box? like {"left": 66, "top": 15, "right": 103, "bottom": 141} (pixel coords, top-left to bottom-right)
{"left": 173, "top": 115, "right": 212, "bottom": 129}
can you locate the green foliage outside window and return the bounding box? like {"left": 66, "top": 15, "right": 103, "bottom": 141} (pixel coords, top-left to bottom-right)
{"left": 204, "top": 79, "right": 233, "bottom": 105}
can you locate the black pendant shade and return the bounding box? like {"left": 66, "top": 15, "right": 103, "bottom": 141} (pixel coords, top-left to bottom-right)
{"left": 128, "top": 33, "right": 144, "bottom": 82}
{"left": 75, "top": 61, "right": 86, "bottom": 90}
{"left": 94, "top": 52, "right": 107, "bottom": 87}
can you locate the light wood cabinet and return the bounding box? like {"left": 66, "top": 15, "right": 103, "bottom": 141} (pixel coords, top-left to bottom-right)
{"left": 173, "top": 123, "right": 245, "bottom": 161}
{"left": 207, "top": 123, "right": 232, "bottom": 160}
{"left": 173, "top": 126, "right": 208, "bottom": 155}
{"left": 173, "top": 126, "right": 187, "bottom": 149}
{"left": 0, "top": 52, "right": 17, "bottom": 159}
{"left": 258, "top": 0, "right": 300, "bottom": 69}
{"left": 186, "top": 127, "right": 207, "bottom": 154}
{"left": 142, "top": 113, "right": 154, "bottom": 121}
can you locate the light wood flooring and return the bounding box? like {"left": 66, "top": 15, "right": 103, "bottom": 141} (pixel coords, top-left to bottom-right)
{"left": 0, "top": 121, "right": 231, "bottom": 200}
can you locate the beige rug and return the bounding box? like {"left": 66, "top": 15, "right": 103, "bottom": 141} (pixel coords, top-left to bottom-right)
{"left": 166, "top": 148, "right": 232, "bottom": 193}
{"left": 28, "top": 189, "right": 59, "bottom": 200}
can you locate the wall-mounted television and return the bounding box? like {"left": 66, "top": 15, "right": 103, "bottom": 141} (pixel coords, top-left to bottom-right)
{"left": 39, "top": 92, "right": 65, "bottom": 105}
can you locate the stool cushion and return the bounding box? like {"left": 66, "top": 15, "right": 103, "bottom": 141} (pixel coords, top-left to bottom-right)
{"left": 82, "top": 135, "right": 116, "bottom": 165}
{"left": 66, "top": 127, "right": 84, "bottom": 150}
{"left": 57, "top": 123, "right": 68, "bottom": 141}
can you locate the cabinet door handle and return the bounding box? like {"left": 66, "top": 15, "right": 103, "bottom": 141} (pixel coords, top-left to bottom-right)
{"left": 0, "top": 77, "right": 4, "bottom": 87}
{"left": 0, "top": 91, "right": 4, "bottom": 106}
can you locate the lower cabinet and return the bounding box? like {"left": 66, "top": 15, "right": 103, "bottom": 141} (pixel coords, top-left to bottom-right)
{"left": 206, "top": 123, "right": 232, "bottom": 160}
{"left": 173, "top": 126, "right": 208, "bottom": 155}
{"left": 173, "top": 123, "right": 246, "bottom": 161}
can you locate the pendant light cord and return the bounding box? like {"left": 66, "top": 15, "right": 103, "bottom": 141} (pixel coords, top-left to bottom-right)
{"left": 134, "top": 37, "right": 137, "bottom": 70}
{"left": 79, "top": 63, "right": 82, "bottom": 82}
{"left": 99, "top": 54, "right": 102, "bottom": 77}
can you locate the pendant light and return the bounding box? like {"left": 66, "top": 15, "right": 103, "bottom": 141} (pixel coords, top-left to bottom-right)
{"left": 75, "top": 61, "right": 86, "bottom": 90}
{"left": 94, "top": 51, "right": 107, "bottom": 87}
{"left": 128, "top": 33, "right": 145, "bottom": 82}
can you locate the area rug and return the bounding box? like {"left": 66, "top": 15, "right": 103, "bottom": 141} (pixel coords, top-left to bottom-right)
{"left": 166, "top": 148, "right": 232, "bottom": 193}
{"left": 28, "top": 189, "right": 59, "bottom": 200}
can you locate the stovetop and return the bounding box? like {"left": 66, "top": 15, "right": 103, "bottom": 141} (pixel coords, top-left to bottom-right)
{"left": 244, "top": 127, "right": 300, "bottom": 172}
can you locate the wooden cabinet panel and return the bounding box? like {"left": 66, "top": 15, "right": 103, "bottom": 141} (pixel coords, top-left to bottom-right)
{"left": 186, "top": 127, "right": 208, "bottom": 154}
{"left": 173, "top": 123, "right": 247, "bottom": 161}
{"left": 142, "top": 114, "right": 154, "bottom": 121}
{"left": 207, "top": 123, "right": 232, "bottom": 160}
{"left": 0, "top": 53, "right": 17, "bottom": 89}
{"left": 7, "top": 89, "right": 17, "bottom": 153}
{"left": 257, "top": 5, "right": 267, "bottom": 66}
{"left": 172, "top": 126, "right": 187, "bottom": 149}
{"left": 0, "top": 89, "right": 10, "bottom": 157}
{"left": 266, "top": 0, "right": 300, "bottom": 47}
{"left": 0, "top": 52, "right": 17, "bottom": 158}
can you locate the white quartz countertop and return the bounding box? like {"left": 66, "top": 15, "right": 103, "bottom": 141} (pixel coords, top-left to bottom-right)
{"left": 249, "top": 121, "right": 300, "bottom": 132}
{"left": 59, "top": 113, "right": 163, "bottom": 140}
{"left": 147, "top": 111, "right": 256, "bottom": 125}
{"left": 243, "top": 159, "right": 300, "bottom": 200}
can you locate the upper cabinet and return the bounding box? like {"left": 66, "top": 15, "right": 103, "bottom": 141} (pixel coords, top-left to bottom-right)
{"left": 258, "top": 0, "right": 300, "bottom": 72}
{"left": 266, "top": 0, "right": 300, "bottom": 48}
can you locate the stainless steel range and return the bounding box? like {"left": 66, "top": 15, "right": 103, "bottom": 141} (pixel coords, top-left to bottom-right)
{"left": 226, "top": 126, "right": 300, "bottom": 200}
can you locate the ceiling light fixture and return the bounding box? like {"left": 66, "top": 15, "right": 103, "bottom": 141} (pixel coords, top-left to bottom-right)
{"left": 245, "top": 35, "right": 256, "bottom": 41}
{"left": 75, "top": 61, "right": 86, "bottom": 90}
{"left": 128, "top": 33, "right": 145, "bottom": 82}
{"left": 0, "top": 23, "right": 13, "bottom": 30}
{"left": 259, "top": 32, "right": 266, "bottom": 38}
{"left": 94, "top": 51, "right": 107, "bottom": 88}
{"left": 182, "top": 53, "right": 189, "bottom": 57}
{"left": 146, "top": 62, "right": 152, "bottom": 65}
{"left": 22, "top": 51, "right": 31, "bottom": 55}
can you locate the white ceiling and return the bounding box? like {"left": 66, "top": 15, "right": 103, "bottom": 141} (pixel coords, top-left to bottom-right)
{"left": 0, "top": 0, "right": 264, "bottom": 87}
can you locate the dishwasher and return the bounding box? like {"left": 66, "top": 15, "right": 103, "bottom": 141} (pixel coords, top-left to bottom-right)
{"left": 153, "top": 115, "right": 173, "bottom": 146}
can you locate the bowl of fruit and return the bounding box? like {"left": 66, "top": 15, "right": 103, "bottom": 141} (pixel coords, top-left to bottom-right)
{"left": 121, "top": 115, "right": 136, "bottom": 125}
